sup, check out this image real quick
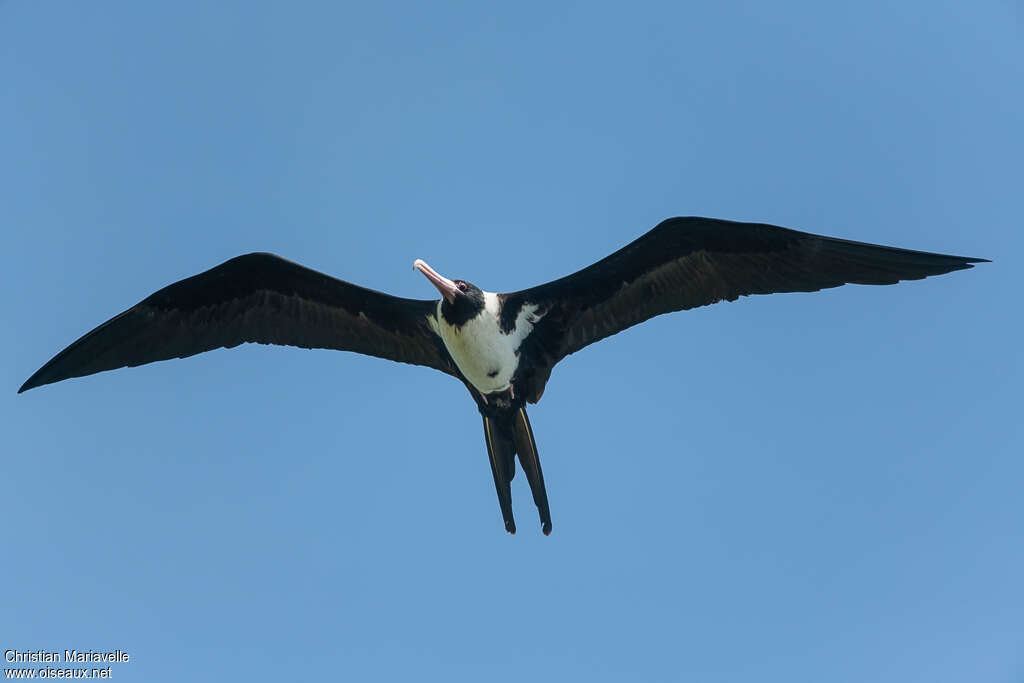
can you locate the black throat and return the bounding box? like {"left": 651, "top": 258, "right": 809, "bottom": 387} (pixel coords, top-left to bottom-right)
{"left": 440, "top": 283, "right": 486, "bottom": 327}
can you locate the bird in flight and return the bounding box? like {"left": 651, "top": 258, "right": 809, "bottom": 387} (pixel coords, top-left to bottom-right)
{"left": 19, "top": 217, "right": 986, "bottom": 534}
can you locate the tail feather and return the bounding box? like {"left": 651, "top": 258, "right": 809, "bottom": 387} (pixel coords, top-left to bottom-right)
{"left": 482, "top": 415, "right": 517, "bottom": 534}
{"left": 513, "top": 408, "right": 552, "bottom": 535}
{"left": 481, "top": 407, "right": 552, "bottom": 535}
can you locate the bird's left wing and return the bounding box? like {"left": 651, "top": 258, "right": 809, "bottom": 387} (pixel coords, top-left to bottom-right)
{"left": 500, "top": 217, "right": 987, "bottom": 403}
{"left": 20, "top": 252, "right": 456, "bottom": 392}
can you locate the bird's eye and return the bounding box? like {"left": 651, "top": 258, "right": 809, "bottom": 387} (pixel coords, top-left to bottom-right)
{"left": 457, "top": 282, "right": 467, "bottom": 292}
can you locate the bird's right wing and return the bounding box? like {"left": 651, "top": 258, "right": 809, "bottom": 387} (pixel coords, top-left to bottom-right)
{"left": 20, "top": 253, "right": 456, "bottom": 392}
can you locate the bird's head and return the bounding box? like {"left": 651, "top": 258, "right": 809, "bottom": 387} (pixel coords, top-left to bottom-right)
{"left": 414, "top": 259, "right": 485, "bottom": 326}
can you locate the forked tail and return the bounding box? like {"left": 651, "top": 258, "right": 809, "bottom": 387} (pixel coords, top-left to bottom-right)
{"left": 481, "top": 407, "right": 552, "bottom": 535}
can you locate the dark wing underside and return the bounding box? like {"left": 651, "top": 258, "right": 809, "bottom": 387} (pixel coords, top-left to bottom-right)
{"left": 20, "top": 253, "right": 455, "bottom": 393}
{"left": 502, "top": 216, "right": 986, "bottom": 403}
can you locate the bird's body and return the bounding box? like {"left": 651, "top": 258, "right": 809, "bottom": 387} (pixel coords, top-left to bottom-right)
{"left": 429, "top": 290, "right": 541, "bottom": 397}
{"left": 19, "top": 217, "right": 987, "bottom": 534}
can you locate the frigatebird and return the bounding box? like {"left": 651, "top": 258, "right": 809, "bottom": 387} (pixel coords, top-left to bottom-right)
{"left": 19, "top": 217, "right": 986, "bottom": 534}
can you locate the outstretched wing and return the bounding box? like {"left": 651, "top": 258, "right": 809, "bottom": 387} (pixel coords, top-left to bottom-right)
{"left": 20, "top": 252, "right": 455, "bottom": 392}
{"left": 501, "top": 216, "right": 987, "bottom": 403}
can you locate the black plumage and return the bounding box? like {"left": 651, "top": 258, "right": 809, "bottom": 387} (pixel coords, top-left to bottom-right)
{"left": 19, "top": 217, "right": 986, "bottom": 534}
{"left": 500, "top": 217, "right": 986, "bottom": 403}
{"left": 19, "top": 253, "right": 455, "bottom": 393}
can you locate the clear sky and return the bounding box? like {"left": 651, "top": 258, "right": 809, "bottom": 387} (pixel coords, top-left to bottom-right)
{"left": 3, "top": 2, "right": 1020, "bottom": 681}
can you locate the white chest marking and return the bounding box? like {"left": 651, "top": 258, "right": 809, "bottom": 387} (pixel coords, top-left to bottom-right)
{"left": 429, "top": 292, "right": 543, "bottom": 395}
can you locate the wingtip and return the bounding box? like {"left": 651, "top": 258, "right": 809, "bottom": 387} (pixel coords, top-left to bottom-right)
{"left": 18, "top": 370, "right": 49, "bottom": 394}
{"left": 505, "top": 520, "right": 517, "bottom": 535}
{"left": 951, "top": 254, "right": 989, "bottom": 266}
{"left": 542, "top": 522, "right": 552, "bottom": 536}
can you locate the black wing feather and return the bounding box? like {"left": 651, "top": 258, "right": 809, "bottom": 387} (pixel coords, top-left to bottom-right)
{"left": 503, "top": 217, "right": 986, "bottom": 402}
{"left": 20, "top": 253, "right": 454, "bottom": 392}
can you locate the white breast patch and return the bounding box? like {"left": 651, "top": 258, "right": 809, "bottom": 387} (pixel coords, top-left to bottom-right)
{"left": 430, "top": 292, "right": 543, "bottom": 395}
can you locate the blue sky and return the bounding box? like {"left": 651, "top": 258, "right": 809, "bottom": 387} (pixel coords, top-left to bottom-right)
{"left": 2, "top": 2, "right": 1020, "bottom": 681}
